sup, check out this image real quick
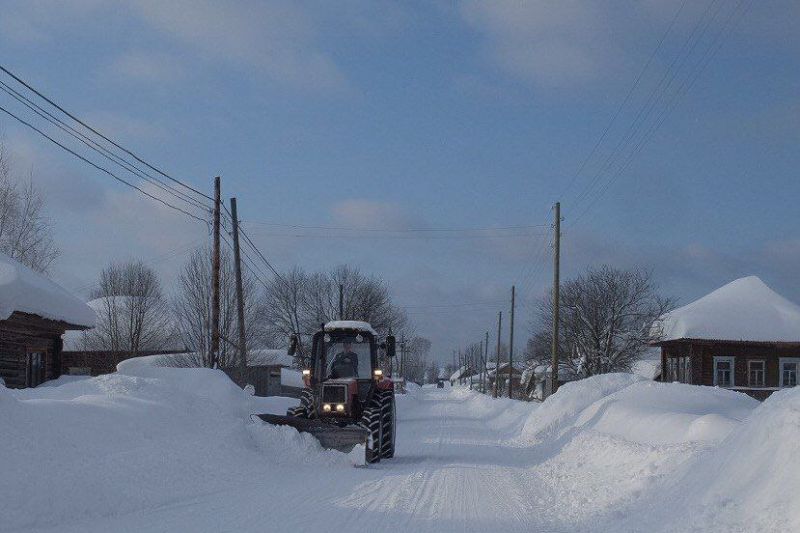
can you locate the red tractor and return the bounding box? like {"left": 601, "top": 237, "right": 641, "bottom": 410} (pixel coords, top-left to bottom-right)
{"left": 256, "top": 321, "right": 396, "bottom": 464}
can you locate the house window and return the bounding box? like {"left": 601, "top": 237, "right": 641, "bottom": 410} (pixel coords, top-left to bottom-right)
{"left": 713, "top": 356, "right": 734, "bottom": 387}
{"left": 748, "top": 360, "right": 765, "bottom": 387}
{"left": 780, "top": 358, "right": 800, "bottom": 388}
{"left": 683, "top": 357, "right": 692, "bottom": 384}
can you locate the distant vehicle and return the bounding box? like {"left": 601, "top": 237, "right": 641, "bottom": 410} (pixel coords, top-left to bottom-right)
{"left": 254, "top": 321, "right": 396, "bottom": 464}
{"left": 437, "top": 379, "right": 445, "bottom": 388}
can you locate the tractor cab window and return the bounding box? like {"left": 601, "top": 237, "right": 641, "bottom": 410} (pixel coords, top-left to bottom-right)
{"left": 325, "top": 337, "right": 372, "bottom": 379}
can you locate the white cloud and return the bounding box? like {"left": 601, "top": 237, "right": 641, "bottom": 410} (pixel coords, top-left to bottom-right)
{"left": 105, "top": 51, "right": 186, "bottom": 85}
{"left": 130, "top": 0, "right": 348, "bottom": 91}
{"left": 460, "top": 0, "right": 619, "bottom": 88}
{"left": 331, "top": 199, "right": 417, "bottom": 230}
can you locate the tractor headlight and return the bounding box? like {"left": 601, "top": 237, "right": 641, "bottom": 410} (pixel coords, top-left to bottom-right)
{"left": 302, "top": 369, "right": 311, "bottom": 376}
{"left": 302, "top": 369, "right": 311, "bottom": 386}
{"left": 374, "top": 369, "right": 384, "bottom": 381}
{"left": 323, "top": 404, "right": 332, "bottom": 412}
{"left": 335, "top": 403, "right": 345, "bottom": 412}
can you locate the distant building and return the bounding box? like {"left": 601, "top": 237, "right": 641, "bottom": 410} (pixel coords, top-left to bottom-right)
{"left": 0, "top": 253, "right": 94, "bottom": 388}
{"left": 653, "top": 276, "right": 800, "bottom": 400}
{"left": 224, "top": 349, "right": 300, "bottom": 397}
{"left": 61, "top": 296, "right": 186, "bottom": 376}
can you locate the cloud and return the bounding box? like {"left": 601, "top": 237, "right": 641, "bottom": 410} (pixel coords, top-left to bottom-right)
{"left": 130, "top": 0, "right": 348, "bottom": 91}
{"left": 105, "top": 51, "right": 186, "bottom": 85}
{"left": 330, "top": 199, "right": 418, "bottom": 230}
{"left": 460, "top": 1, "right": 619, "bottom": 88}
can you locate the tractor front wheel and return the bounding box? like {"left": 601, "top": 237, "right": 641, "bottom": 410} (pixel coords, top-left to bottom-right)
{"left": 286, "top": 387, "right": 315, "bottom": 418}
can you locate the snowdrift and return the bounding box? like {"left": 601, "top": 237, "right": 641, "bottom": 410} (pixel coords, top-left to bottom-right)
{"left": 612, "top": 386, "right": 800, "bottom": 533}
{"left": 0, "top": 365, "right": 356, "bottom": 531}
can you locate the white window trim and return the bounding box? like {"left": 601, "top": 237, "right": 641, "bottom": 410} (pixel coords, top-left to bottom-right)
{"left": 747, "top": 359, "right": 766, "bottom": 387}
{"left": 779, "top": 357, "right": 800, "bottom": 388}
{"left": 713, "top": 356, "right": 735, "bottom": 387}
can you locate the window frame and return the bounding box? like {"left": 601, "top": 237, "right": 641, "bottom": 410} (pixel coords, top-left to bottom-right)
{"left": 713, "top": 356, "right": 735, "bottom": 387}
{"left": 779, "top": 357, "right": 800, "bottom": 388}
{"left": 747, "top": 359, "right": 765, "bottom": 387}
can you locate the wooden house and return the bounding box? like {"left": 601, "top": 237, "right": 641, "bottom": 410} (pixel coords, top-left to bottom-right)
{"left": 653, "top": 276, "right": 800, "bottom": 400}
{"left": 0, "top": 253, "right": 94, "bottom": 388}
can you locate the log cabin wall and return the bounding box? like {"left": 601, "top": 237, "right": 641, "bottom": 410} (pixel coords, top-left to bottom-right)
{"left": 0, "top": 312, "right": 68, "bottom": 388}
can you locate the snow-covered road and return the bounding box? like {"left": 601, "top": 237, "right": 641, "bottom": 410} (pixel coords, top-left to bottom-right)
{"left": 30, "top": 385, "right": 559, "bottom": 533}
{"left": 7, "top": 368, "right": 797, "bottom": 532}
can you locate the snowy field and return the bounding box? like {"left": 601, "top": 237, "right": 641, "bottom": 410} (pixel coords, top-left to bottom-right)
{"left": 2, "top": 365, "right": 798, "bottom": 532}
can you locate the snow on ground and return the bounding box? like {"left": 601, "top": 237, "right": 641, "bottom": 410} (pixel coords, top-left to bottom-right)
{"left": 2, "top": 367, "right": 795, "bottom": 532}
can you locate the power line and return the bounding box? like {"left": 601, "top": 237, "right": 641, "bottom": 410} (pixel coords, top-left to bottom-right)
{"left": 242, "top": 221, "right": 550, "bottom": 232}
{"left": 570, "top": 0, "right": 748, "bottom": 228}
{"left": 558, "top": 0, "right": 689, "bottom": 202}
{"left": 0, "top": 103, "right": 209, "bottom": 224}
{"left": 0, "top": 79, "right": 211, "bottom": 214}
{"left": 569, "top": 0, "right": 725, "bottom": 218}
{"left": 0, "top": 64, "right": 213, "bottom": 203}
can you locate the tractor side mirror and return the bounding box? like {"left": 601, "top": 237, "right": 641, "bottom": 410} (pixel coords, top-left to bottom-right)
{"left": 386, "top": 335, "right": 396, "bottom": 358}
{"left": 287, "top": 334, "right": 298, "bottom": 356}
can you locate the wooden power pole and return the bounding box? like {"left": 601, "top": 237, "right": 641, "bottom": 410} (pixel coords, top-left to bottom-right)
{"left": 484, "top": 331, "right": 489, "bottom": 394}
{"left": 509, "top": 284, "right": 515, "bottom": 399}
{"left": 210, "top": 176, "right": 221, "bottom": 369}
{"left": 493, "top": 311, "right": 502, "bottom": 398}
{"left": 551, "top": 201, "right": 561, "bottom": 395}
{"left": 230, "top": 197, "right": 247, "bottom": 377}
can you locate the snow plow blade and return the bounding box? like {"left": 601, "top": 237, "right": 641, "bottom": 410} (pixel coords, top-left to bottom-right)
{"left": 255, "top": 414, "right": 369, "bottom": 453}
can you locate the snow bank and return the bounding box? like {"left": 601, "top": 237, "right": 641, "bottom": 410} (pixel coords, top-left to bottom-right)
{"left": 608, "top": 386, "right": 800, "bottom": 532}
{"left": 657, "top": 275, "right": 800, "bottom": 342}
{"left": 0, "top": 250, "right": 94, "bottom": 327}
{"left": 0, "top": 366, "right": 355, "bottom": 531}
{"left": 517, "top": 373, "right": 645, "bottom": 442}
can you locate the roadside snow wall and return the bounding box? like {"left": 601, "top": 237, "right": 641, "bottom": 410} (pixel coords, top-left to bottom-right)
{"left": 0, "top": 365, "right": 354, "bottom": 531}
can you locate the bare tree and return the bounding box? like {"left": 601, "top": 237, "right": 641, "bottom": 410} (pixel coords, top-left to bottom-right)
{"left": 262, "top": 264, "right": 408, "bottom": 367}
{"left": 533, "top": 265, "right": 674, "bottom": 377}
{"left": 173, "top": 247, "right": 262, "bottom": 368}
{"left": 79, "top": 261, "right": 175, "bottom": 365}
{"left": 0, "top": 144, "right": 58, "bottom": 272}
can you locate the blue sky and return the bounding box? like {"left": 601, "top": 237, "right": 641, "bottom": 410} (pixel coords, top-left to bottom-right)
{"left": 0, "top": 1, "right": 798, "bottom": 358}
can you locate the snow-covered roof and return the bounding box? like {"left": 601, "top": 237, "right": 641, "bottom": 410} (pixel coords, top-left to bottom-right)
{"left": 323, "top": 321, "right": 377, "bottom": 336}
{"left": 247, "top": 349, "right": 294, "bottom": 367}
{"left": 0, "top": 252, "right": 94, "bottom": 328}
{"left": 656, "top": 276, "right": 800, "bottom": 343}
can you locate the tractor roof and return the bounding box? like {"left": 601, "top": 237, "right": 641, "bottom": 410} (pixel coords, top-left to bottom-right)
{"left": 323, "top": 320, "right": 378, "bottom": 336}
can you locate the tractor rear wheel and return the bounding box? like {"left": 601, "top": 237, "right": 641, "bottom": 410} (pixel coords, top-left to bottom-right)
{"left": 380, "top": 390, "right": 396, "bottom": 459}
{"left": 360, "top": 394, "right": 384, "bottom": 464}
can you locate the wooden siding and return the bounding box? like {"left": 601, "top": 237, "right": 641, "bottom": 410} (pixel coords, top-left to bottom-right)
{"left": 0, "top": 312, "right": 68, "bottom": 388}
{"left": 659, "top": 339, "right": 800, "bottom": 400}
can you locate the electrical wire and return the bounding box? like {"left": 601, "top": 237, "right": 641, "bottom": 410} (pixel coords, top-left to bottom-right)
{"left": 0, "top": 103, "right": 209, "bottom": 224}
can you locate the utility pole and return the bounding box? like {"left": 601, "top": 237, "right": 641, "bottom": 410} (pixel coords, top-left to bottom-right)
{"left": 509, "top": 284, "right": 515, "bottom": 399}
{"left": 230, "top": 197, "right": 247, "bottom": 378}
{"left": 477, "top": 340, "right": 483, "bottom": 392}
{"left": 484, "top": 331, "right": 489, "bottom": 394}
{"left": 338, "top": 284, "right": 344, "bottom": 320}
{"left": 493, "top": 311, "right": 502, "bottom": 398}
{"left": 551, "top": 201, "right": 561, "bottom": 396}
{"left": 210, "top": 176, "right": 221, "bottom": 369}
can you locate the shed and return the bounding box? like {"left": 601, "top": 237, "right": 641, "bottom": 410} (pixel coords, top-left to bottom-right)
{"left": 223, "top": 349, "right": 299, "bottom": 397}
{"left": 653, "top": 276, "right": 800, "bottom": 400}
{"left": 0, "top": 253, "right": 94, "bottom": 388}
